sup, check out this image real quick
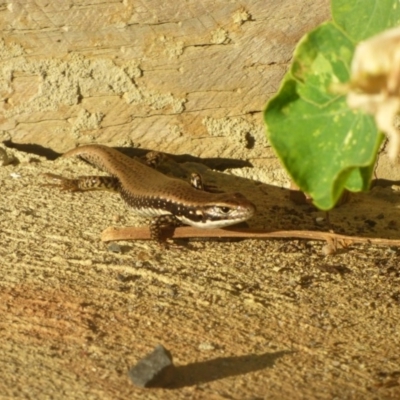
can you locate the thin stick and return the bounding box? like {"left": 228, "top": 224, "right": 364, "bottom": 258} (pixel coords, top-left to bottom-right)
{"left": 101, "top": 226, "right": 400, "bottom": 246}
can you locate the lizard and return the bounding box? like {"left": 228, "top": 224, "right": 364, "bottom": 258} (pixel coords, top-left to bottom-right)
{"left": 44, "top": 144, "right": 256, "bottom": 244}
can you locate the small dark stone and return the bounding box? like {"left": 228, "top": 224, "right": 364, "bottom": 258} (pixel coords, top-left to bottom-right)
{"left": 317, "top": 264, "right": 351, "bottom": 275}
{"left": 364, "top": 219, "right": 376, "bottom": 228}
{"left": 128, "top": 345, "right": 175, "bottom": 388}
{"left": 108, "top": 243, "right": 122, "bottom": 253}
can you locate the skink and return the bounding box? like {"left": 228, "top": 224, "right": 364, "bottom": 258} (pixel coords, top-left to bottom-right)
{"left": 46, "top": 145, "right": 256, "bottom": 242}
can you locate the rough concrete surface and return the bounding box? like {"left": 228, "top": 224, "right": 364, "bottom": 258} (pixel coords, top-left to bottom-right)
{"left": 2, "top": 1, "right": 400, "bottom": 399}
{"left": 0, "top": 0, "right": 332, "bottom": 186}
{"left": 1, "top": 145, "right": 400, "bottom": 399}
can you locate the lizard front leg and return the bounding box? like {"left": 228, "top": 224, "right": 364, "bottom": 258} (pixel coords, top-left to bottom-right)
{"left": 145, "top": 152, "right": 220, "bottom": 194}
{"left": 149, "top": 215, "right": 183, "bottom": 245}
{"left": 190, "top": 172, "right": 221, "bottom": 193}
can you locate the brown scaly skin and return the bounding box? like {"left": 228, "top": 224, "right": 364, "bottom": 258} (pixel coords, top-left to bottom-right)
{"left": 45, "top": 145, "right": 256, "bottom": 244}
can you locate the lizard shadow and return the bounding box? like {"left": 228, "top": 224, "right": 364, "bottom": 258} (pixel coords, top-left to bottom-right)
{"left": 4, "top": 141, "right": 252, "bottom": 171}
{"left": 167, "top": 350, "right": 292, "bottom": 389}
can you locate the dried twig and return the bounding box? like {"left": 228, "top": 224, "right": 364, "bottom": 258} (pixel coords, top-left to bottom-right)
{"left": 101, "top": 226, "right": 400, "bottom": 247}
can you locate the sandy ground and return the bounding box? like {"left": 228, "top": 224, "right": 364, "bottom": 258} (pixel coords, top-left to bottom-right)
{"left": 1, "top": 145, "right": 400, "bottom": 399}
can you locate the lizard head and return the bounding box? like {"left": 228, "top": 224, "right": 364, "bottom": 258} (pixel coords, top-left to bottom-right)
{"left": 178, "top": 192, "right": 256, "bottom": 229}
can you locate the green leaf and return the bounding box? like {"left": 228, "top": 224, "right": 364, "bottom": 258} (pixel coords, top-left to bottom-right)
{"left": 332, "top": 0, "right": 400, "bottom": 42}
{"left": 291, "top": 22, "right": 353, "bottom": 105}
{"left": 264, "top": 2, "right": 400, "bottom": 210}
{"left": 266, "top": 72, "right": 381, "bottom": 209}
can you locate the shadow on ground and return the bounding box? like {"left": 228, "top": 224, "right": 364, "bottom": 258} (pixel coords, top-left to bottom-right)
{"left": 169, "top": 350, "right": 292, "bottom": 388}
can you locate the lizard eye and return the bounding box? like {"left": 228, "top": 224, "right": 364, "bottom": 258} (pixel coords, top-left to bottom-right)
{"left": 220, "top": 207, "right": 230, "bottom": 213}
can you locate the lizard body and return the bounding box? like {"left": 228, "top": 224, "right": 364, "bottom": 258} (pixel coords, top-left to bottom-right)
{"left": 47, "top": 145, "right": 256, "bottom": 242}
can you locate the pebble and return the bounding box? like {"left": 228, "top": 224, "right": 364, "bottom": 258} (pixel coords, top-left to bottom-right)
{"left": 107, "top": 243, "right": 122, "bottom": 253}
{"left": 0, "top": 148, "right": 13, "bottom": 166}
{"left": 128, "top": 345, "right": 175, "bottom": 388}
